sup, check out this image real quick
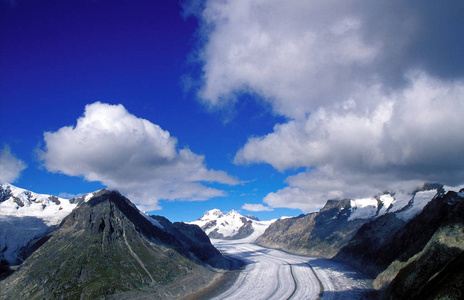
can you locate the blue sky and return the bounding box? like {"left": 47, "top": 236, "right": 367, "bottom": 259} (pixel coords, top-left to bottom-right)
{"left": 1, "top": 0, "right": 464, "bottom": 222}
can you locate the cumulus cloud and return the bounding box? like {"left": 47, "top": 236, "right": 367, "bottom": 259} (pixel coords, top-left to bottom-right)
{"left": 40, "top": 102, "right": 240, "bottom": 211}
{"left": 185, "top": 0, "right": 464, "bottom": 118}
{"left": 241, "top": 203, "right": 273, "bottom": 212}
{"left": 239, "top": 73, "right": 464, "bottom": 211}
{"left": 185, "top": 0, "right": 464, "bottom": 211}
{"left": 0, "top": 146, "right": 27, "bottom": 183}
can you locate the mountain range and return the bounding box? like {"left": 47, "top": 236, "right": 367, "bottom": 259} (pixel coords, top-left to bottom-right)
{"left": 0, "top": 186, "right": 232, "bottom": 299}
{"left": 190, "top": 209, "right": 276, "bottom": 241}
{"left": 1, "top": 182, "right": 463, "bottom": 299}
{"left": 255, "top": 183, "right": 464, "bottom": 299}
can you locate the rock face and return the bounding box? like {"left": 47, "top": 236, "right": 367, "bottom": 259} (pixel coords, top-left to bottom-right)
{"left": 0, "top": 190, "right": 230, "bottom": 299}
{"left": 256, "top": 199, "right": 367, "bottom": 257}
{"left": 190, "top": 209, "right": 275, "bottom": 241}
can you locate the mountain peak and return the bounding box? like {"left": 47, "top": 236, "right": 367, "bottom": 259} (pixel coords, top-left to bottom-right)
{"left": 191, "top": 208, "right": 275, "bottom": 241}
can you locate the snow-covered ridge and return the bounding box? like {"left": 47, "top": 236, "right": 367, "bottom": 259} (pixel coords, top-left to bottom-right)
{"left": 191, "top": 209, "right": 276, "bottom": 242}
{"left": 0, "top": 184, "right": 77, "bottom": 226}
{"left": 348, "top": 184, "right": 464, "bottom": 222}
{"left": 0, "top": 184, "right": 82, "bottom": 264}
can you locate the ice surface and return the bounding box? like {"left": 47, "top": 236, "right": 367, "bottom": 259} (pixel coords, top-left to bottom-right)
{"left": 211, "top": 239, "right": 374, "bottom": 299}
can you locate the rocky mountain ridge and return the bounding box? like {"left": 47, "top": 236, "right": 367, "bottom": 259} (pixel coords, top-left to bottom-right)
{"left": 256, "top": 184, "right": 450, "bottom": 255}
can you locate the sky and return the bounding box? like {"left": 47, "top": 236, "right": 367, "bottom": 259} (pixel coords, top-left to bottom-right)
{"left": 1, "top": 0, "right": 463, "bottom": 222}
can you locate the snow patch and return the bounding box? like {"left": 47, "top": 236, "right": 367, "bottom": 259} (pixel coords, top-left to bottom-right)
{"left": 397, "top": 190, "right": 437, "bottom": 221}
{"left": 140, "top": 211, "right": 164, "bottom": 230}
{"left": 84, "top": 192, "right": 96, "bottom": 202}
{"left": 444, "top": 185, "right": 464, "bottom": 194}
{"left": 377, "top": 194, "right": 394, "bottom": 216}
{"left": 348, "top": 198, "right": 378, "bottom": 221}
{"left": 387, "top": 192, "right": 413, "bottom": 214}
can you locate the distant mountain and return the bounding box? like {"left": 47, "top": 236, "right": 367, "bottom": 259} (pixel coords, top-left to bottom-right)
{"left": 256, "top": 183, "right": 464, "bottom": 298}
{"left": 191, "top": 209, "right": 275, "bottom": 241}
{"left": 0, "top": 190, "right": 231, "bottom": 299}
{"left": 0, "top": 184, "right": 82, "bottom": 265}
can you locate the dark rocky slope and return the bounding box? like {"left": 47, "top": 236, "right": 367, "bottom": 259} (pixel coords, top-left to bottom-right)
{"left": 377, "top": 191, "right": 464, "bottom": 299}
{"left": 256, "top": 199, "right": 369, "bottom": 257}
{"left": 0, "top": 190, "right": 230, "bottom": 299}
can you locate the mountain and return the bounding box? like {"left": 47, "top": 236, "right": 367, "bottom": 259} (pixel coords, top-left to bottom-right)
{"left": 256, "top": 183, "right": 464, "bottom": 298}
{"left": 190, "top": 209, "right": 275, "bottom": 241}
{"left": 0, "top": 189, "right": 231, "bottom": 299}
{"left": 0, "top": 184, "right": 81, "bottom": 265}
{"left": 348, "top": 190, "right": 464, "bottom": 299}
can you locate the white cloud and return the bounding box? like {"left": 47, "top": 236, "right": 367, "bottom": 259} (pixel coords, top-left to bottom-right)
{"left": 241, "top": 203, "right": 273, "bottom": 212}
{"left": 185, "top": 0, "right": 464, "bottom": 212}
{"left": 40, "top": 102, "right": 240, "bottom": 211}
{"left": 239, "top": 74, "right": 464, "bottom": 211}
{"left": 186, "top": 0, "right": 464, "bottom": 117}
{"left": 0, "top": 146, "right": 27, "bottom": 183}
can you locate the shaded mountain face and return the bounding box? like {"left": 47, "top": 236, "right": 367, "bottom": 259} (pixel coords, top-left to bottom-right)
{"left": 373, "top": 191, "right": 464, "bottom": 300}
{"left": 190, "top": 209, "right": 275, "bottom": 241}
{"left": 256, "top": 199, "right": 366, "bottom": 257}
{"left": 0, "top": 190, "right": 230, "bottom": 299}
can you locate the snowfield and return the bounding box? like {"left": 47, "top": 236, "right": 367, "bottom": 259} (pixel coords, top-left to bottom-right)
{"left": 212, "top": 239, "right": 375, "bottom": 300}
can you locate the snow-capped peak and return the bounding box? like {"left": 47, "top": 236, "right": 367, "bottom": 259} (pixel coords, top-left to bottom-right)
{"left": 191, "top": 209, "right": 275, "bottom": 241}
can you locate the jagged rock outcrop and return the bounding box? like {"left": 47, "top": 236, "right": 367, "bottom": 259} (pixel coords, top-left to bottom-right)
{"left": 0, "top": 190, "right": 230, "bottom": 299}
